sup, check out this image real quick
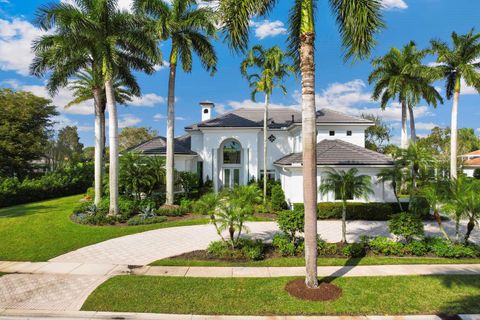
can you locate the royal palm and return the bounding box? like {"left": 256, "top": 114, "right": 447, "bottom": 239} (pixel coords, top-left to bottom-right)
{"left": 369, "top": 41, "right": 442, "bottom": 147}
{"left": 430, "top": 30, "right": 480, "bottom": 178}
{"left": 66, "top": 68, "right": 140, "bottom": 205}
{"left": 31, "top": 0, "right": 159, "bottom": 215}
{"left": 240, "top": 45, "right": 293, "bottom": 202}
{"left": 218, "top": 0, "right": 384, "bottom": 287}
{"left": 134, "top": 0, "right": 217, "bottom": 205}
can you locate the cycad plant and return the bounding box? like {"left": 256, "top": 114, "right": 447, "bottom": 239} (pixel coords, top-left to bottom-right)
{"left": 218, "top": 0, "right": 384, "bottom": 288}
{"left": 430, "top": 29, "right": 480, "bottom": 178}
{"left": 240, "top": 45, "right": 293, "bottom": 202}
{"left": 369, "top": 41, "right": 442, "bottom": 148}
{"left": 319, "top": 168, "right": 373, "bottom": 243}
{"left": 66, "top": 67, "right": 140, "bottom": 205}
{"left": 31, "top": 0, "right": 160, "bottom": 215}
{"left": 134, "top": 0, "right": 218, "bottom": 205}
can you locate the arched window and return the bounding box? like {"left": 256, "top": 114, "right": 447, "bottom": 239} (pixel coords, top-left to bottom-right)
{"left": 223, "top": 140, "right": 241, "bottom": 164}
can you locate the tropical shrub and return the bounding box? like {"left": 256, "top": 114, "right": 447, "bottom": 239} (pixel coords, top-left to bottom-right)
{"left": 206, "top": 239, "right": 265, "bottom": 260}
{"left": 293, "top": 202, "right": 402, "bottom": 220}
{"left": 277, "top": 210, "right": 304, "bottom": 242}
{"left": 317, "top": 240, "right": 339, "bottom": 256}
{"left": 270, "top": 184, "right": 287, "bottom": 211}
{"left": 177, "top": 172, "right": 200, "bottom": 199}
{"left": 156, "top": 206, "right": 188, "bottom": 217}
{"left": 388, "top": 212, "right": 425, "bottom": 242}
{"left": 127, "top": 215, "right": 167, "bottom": 226}
{"left": 272, "top": 233, "right": 297, "bottom": 256}
{"left": 404, "top": 240, "right": 429, "bottom": 256}
{"left": 241, "top": 239, "right": 265, "bottom": 260}
{"left": 342, "top": 243, "right": 367, "bottom": 258}
{"left": 0, "top": 162, "right": 93, "bottom": 208}
{"left": 369, "top": 236, "right": 404, "bottom": 255}
{"left": 474, "top": 168, "right": 480, "bottom": 180}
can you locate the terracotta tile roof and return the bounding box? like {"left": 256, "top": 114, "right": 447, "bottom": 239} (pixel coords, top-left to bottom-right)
{"left": 126, "top": 135, "right": 196, "bottom": 155}
{"left": 464, "top": 158, "right": 480, "bottom": 166}
{"left": 274, "top": 139, "right": 394, "bottom": 166}
{"left": 463, "top": 150, "right": 480, "bottom": 156}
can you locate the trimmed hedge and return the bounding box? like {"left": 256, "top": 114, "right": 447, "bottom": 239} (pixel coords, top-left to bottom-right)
{"left": 0, "top": 163, "right": 93, "bottom": 208}
{"left": 293, "top": 202, "right": 406, "bottom": 220}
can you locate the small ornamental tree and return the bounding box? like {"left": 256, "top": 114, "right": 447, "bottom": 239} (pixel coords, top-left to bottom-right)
{"left": 271, "top": 184, "right": 287, "bottom": 212}
{"left": 277, "top": 209, "right": 304, "bottom": 244}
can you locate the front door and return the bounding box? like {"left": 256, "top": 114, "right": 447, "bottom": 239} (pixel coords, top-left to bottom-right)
{"left": 223, "top": 168, "right": 240, "bottom": 189}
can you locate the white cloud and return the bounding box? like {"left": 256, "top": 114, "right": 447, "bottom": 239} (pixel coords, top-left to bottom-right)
{"left": 416, "top": 122, "right": 438, "bottom": 130}
{"left": 250, "top": 20, "right": 287, "bottom": 40}
{"left": 381, "top": 0, "right": 408, "bottom": 10}
{"left": 154, "top": 61, "right": 170, "bottom": 71}
{"left": 52, "top": 115, "right": 93, "bottom": 132}
{"left": 0, "top": 18, "right": 46, "bottom": 75}
{"left": 118, "top": 114, "right": 141, "bottom": 128}
{"left": 2, "top": 79, "right": 93, "bottom": 115}
{"left": 128, "top": 93, "right": 166, "bottom": 107}
{"left": 461, "top": 78, "right": 479, "bottom": 95}
{"left": 153, "top": 113, "right": 186, "bottom": 121}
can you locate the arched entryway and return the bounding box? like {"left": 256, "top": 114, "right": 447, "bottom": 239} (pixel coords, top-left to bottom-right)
{"left": 219, "top": 139, "right": 243, "bottom": 189}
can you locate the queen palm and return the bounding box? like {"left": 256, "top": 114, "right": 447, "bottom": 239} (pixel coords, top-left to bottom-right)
{"left": 218, "top": 0, "right": 384, "bottom": 288}
{"left": 134, "top": 0, "right": 217, "bottom": 205}
{"left": 397, "top": 143, "right": 435, "bottom": 194}
{"left": 319, "top": 168, "right": 373, "bottom": 243}
{"left": 369, "top": 41, "right": 442, "bottom": 148}
{"left": 430, "top": 29, "right": 480, "bottom": 179}
{"left": 377, "top": 164, "right": 404, "bottom": 212}
{"left": 31, "top": 0, "right": 160, "bottom": 215}
{"left": 66, "top": 67, "right": 140, "bottom": 205}
{"left": 240, "top": 45, "right": 293, "bottom": 202}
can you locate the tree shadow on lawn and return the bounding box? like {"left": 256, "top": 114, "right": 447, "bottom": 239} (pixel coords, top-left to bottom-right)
{"left": 436, "top": 275, "right": 480, "bottom": 317}
{"left": 0, "top": 205, "right": 50, "bottom": 218}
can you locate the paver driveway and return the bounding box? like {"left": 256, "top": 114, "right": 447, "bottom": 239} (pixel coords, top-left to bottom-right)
{"left": 0, "top": 220, "right": 478, "bottom": 312}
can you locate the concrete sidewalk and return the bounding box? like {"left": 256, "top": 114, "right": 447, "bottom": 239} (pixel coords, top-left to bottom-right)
{"left": 0, "top": 309, "right": 480, "bottom": 320}
{"left": 2, "top": 261, "right": 480, "bottom": 277}
{"left": 0, "top": 309, "right": 479, "bottom": 320}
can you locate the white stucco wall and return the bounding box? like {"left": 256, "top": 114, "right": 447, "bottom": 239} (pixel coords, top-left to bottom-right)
{"left": 278, "top": 166, "right": 397, "bottom": 205}
{"left": 317, "top": 125, "right": 368, "bottom": 147}
{"left": 257, "top": 130, "right": 293, "bottom": 172}
{"left": 463, "top": 168, "right": 476, "bottom": 177}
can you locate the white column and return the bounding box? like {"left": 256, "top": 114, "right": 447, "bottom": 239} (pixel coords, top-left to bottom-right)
{"left": 212, "top": 148, "right": 218, "bottom": 192}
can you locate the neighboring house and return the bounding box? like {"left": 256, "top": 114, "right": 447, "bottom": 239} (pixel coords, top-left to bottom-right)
{"left": 131, "top": 102, "right": 396, "bottom": 205}
{"left": 461, "top": 150, "right": 480, "bottom": 177}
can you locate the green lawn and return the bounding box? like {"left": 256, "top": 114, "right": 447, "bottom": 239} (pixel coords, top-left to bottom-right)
{"left": 151, "top": 256, "right": 480, "bottom": 267}
{"left": 82, "top": 275, "right": 480, "bottom": 315}
{"left": 0, "top": 195, "right": 208, "bottom": 261}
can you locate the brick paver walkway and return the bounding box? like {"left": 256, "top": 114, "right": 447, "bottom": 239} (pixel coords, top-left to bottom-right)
{"left": 0, "top": 220, "right": 478, "bottom": 313}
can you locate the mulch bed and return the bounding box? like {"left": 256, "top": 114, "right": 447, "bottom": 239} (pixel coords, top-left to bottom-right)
{"left": 285, "top": 278, "right": 343, "bottom": 301}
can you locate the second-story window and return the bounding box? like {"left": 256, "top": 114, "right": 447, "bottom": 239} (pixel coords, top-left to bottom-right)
{"left": 347, "top": 130, "right": 352, "bottom": 136}
{"left": 329, "top": 130, "right": 335, "bottom": 136}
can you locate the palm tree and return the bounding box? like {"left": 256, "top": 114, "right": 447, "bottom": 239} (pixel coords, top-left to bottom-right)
{"left": 240, "top": 45, "right": 293, "bottom": 202}
{"left": 134, "top": 0, "right": 217, "bottom": 205}
{"left": 65, "top": 67, "right": 140, "bottom": 205}
{"left": 430, "top": 29, "right": 480, "bottom": 179}
{"left": 319, "top": 168, "right": 373, "bottom": 243}
{"left": 397, "top": 143, "right": 436, "bottom": 194}
{"left": 420, "top": 182, "right": 450, "bottom": 241}
{"left": 369, "top": 41, "right": 443, "bottom": 148}
{"left": 218, "top": 0, "right": 384, "bottom": 288}
{"left": 377, "top": 165, "right": 404, "bottom": 212}
{"left": 31, "top": 0, "right": 160, "bottom": 215}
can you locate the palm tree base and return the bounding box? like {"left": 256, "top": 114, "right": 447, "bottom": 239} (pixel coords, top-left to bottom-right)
{"left": 285, "top": 278, "right": 342, "bottom": 301}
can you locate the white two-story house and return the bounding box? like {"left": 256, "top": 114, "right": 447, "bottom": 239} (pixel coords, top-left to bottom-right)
{"left": 131, "top": 102, "right": 397, "bottom": 205}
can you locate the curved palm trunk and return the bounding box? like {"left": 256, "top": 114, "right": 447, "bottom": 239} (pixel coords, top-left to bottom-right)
{"left": 433, "top": 207, "right": 450, "bottom": 241}
{"left": 166, "top": 51, "right": 177, "bottom": 205}
{"left": 450, "top": 79, "right": 460, "bottom": 179}
{"left": 263, "top": 94, "right": 269, "bottom": 203}
{"left": 464, "top": 217, "right": 475, "bottom": 243}
{"left": 93, "top": 89, "right": 103, "bottom": 206}
{"left": 392, "top": 182, "right": 403, "bottom": 212}
{"left": 408, "top": 105, "right": 416, "bottom": 144}
{"left": 401, "top": 101, "right": 408, "bottom": 149}
{"left": 105, "top": 79, "right": 119, "bottom": 216}
{"left": 300, "top": 2, "right": 318, "bottom": 288}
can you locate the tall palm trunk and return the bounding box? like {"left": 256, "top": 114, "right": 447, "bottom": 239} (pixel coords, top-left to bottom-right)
{"left": 100, "top": 105, "right": 106, "bottom": 182}
{"left": 263, "top": 94, "right": 269, "bottom": 203}
{"left": 464, "top": 217, "right": 475, "bottom": 243}
{"left": 300, "top": 0, "right": 318, "bottom": 289}
{"left": 166, "top": 48, "right": 177, "bottom": 205}
{"left": 450, "top": 78, "right": 460, "bottom": 179}
{"left": 341, "top": 201, "right": 347, "bottom": 243}
{"left": 105, "top": 79, "right": 119, "bottom": 215}
{"left": 401, "top": 101, "right": 408, "bottom": 148}
{"left": 93, "top": 88, "right": 103, "bottom": 206}
{"left": 408, "top": 105, "right": 416, "bottom": 144}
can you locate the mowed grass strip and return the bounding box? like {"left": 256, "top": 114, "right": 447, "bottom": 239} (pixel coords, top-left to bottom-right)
{"left": 82, "top": 275, "right": 480, "bottom": 315}
{"left": 0, "top": 195, "right": 208, "bottom": 261}
{"left": 151, "top": 256, "right": 480, "bottom": 267}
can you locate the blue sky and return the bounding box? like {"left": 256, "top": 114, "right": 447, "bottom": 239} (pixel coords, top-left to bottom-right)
{"left": 1, "top": 0, "right": 479, "bottom": 146}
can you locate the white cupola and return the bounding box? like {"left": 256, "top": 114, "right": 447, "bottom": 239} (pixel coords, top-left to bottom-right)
{"left": 200, "top": 101, "right": 215, "bottom": 122}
